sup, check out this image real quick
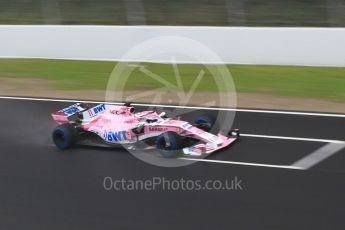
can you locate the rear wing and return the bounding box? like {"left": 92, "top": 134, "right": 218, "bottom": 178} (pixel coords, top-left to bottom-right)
{"left": 51, "top": 103, "right": 89, "bottom": 124}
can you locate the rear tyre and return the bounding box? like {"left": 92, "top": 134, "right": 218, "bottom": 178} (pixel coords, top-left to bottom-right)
{"left": 52, "top": 124, "right": 78, "bottom": 150}
{"left": 155, "top": 132, "right": 182, "bottom": 158}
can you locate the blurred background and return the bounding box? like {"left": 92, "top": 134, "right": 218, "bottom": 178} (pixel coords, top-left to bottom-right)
{"left": 0, "top": 0, "right": 344, "bottom": 113}
{"left": 0, "top": 0, "right": 344, "bottom": 26}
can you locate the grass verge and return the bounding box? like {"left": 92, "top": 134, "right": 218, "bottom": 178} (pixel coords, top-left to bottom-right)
{"left": 0, "top": 58, "right": 344, "bottom": 102}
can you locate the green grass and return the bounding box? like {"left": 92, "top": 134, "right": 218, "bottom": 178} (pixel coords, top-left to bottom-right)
{"left": 0, "top": 58, "right": 345, "bottom": 102}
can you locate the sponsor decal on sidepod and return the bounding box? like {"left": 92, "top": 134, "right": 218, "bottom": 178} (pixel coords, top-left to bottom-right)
{"left": 88, "top": 104, "right": 106, "bottom": 117}
{"left": 103, "top": 130, "right": 127, "bottom": 142}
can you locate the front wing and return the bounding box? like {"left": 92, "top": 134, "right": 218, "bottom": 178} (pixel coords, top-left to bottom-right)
{"left": 182, "top": 133, "right": 237, "bottom": 156}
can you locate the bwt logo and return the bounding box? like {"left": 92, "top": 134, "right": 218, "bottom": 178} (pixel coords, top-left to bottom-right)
{"left": 104, "top": 130, "right": 127, "bottom": 142}
{"left": 64, "top": 107, "right": 79, "bottom": 116}
{"left": 93, "top": 104, "right": 106, "bottom": 114}
{"left": 65, "top": 108, "right": 79, "bottom": 115}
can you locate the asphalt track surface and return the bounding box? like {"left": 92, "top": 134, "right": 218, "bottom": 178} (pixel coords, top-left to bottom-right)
{"left": 0, "top": 98, "right": 344, "bottom": 229}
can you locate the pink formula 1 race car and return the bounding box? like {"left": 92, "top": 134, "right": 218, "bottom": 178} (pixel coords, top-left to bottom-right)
{"left": 51, "top": 103, "right": 240, "bottom": 158}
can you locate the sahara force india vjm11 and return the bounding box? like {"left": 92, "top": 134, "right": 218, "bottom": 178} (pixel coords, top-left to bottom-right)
{"left": 51, "top": 103, "right": 239, "bottom": 158}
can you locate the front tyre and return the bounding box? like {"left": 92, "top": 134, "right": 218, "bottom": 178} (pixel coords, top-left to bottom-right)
{"left": 52, "top": 124, "right": 78, "bottom": 150}
{"left": 155, "top": 132, "right": 182, "bottom": 158}
{"left": 229, "top": 128, "right": 240, "bottom": 138}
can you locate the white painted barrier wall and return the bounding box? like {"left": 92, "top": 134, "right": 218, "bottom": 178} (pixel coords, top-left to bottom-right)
{"left": 0, "top": 25, "right": 345, "bottom": 66}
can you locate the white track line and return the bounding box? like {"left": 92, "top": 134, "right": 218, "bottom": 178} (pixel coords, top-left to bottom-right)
{"left": 178, "top": 134, "right": 344, "bottom": 170}
{"left": 179, "top": 158, "right": 302, "bottom": 170}
{"left": 292, "top": 142, "right": 345, "bottom": 169}
{"left": 1, "top": 95, "right": 345, "bottom": 117}
{"left": 241, "top": 133, "right": 345, "bottom": 144}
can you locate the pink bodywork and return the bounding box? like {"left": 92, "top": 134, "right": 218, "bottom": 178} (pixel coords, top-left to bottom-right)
{"left": 52, "top": 104, "right": 238, "bottom": 156}
{"left": 52, "top": 111, "right": 70, "bottom": 125}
